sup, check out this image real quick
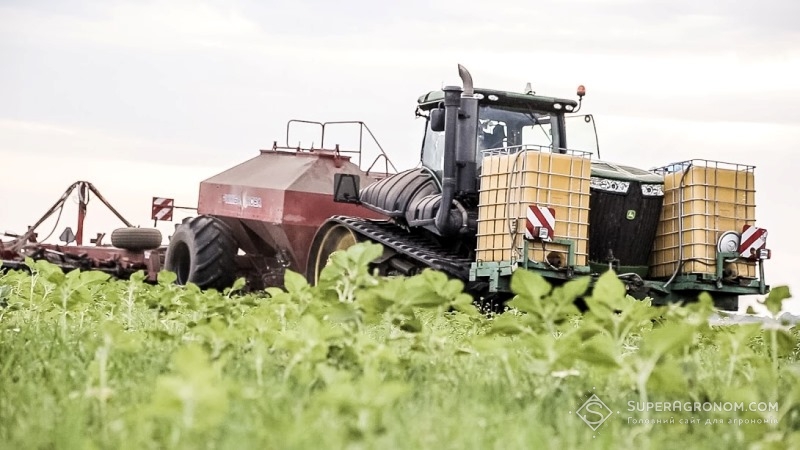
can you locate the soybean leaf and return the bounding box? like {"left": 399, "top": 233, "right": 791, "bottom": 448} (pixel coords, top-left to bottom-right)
{"left": 592, "top": 270, "right": 626, "bottom": 303}
{"left": 157, "top": 270, "right": 177, "bottom": 285}
{"left": 578, "top": 333, "right": 620, "bottom": 368}
{"left": 351, "top": 242, "right": 384, "bottom": 268}
{"left": 762, "top": 286, "right": 791, "bottom": 317}
{"left": 487, "top": 315, "right": 527, "bottom": 335}
{"left": 641, "top": 322, "right": 696, "bottom": 362}
{"left": 562, "top": 276, "right": 591, "bottom": 302}
{"left": 284, "top": 270, "right": 308, "bottom": 294}
{"left": 647, "top": 358, "right": 689, "bottom": 395}
{"left": 764, "top": 328, "right": 797, "bottom": 358}
{"left": 508, "top": 270, "right": 551, "bottom": 315}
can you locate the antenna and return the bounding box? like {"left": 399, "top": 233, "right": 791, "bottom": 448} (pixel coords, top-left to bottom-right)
{"left": 524, "top": 82, "right": 534, "bottom": 95}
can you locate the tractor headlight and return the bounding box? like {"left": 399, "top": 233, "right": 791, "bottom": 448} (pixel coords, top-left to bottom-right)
{"left": 641, "top": 184, "right": 664, "bottom": 197}
{"left": 590, "top": 177, "right": 630, "bottom": 194}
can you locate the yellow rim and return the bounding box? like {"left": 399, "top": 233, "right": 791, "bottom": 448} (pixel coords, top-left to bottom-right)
{"left": 313, "top": 225, "right": 358, "bottom": 284}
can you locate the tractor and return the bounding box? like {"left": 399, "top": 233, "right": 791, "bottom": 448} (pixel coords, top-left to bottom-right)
{"left": 163, "top": 64, "right": 771, "bottom": 311}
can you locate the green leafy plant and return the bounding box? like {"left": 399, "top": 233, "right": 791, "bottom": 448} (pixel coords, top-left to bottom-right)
{"left": 0, "top": 243, "right": 797, "bottom": 450}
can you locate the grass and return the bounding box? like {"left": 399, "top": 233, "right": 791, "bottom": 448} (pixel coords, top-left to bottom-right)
{"left": 1, "top": 244, "right": 799, "bottom": 450}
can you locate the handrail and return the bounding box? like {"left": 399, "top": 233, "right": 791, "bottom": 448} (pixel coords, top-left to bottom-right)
{"left": 364, "top": 154, "right": 394, "bottom": 177}
{"left": 285, "top": 120, "right": 323, "bottom": 148}
{"left": 284, "top": 119, "right": 398, "bottom": 174}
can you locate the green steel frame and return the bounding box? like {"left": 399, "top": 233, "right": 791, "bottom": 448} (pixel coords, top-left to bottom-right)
{"left": 469, "top": 240, "right": 769, "bottom": 306}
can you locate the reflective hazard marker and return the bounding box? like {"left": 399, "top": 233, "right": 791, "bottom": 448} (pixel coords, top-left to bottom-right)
{"left": 738, "top": 225, "right": 768, "bottom": 259}
{"left": 525, "top": 205, "right": 556, "bottom": 242}
{"left": 151, "top": 197, "right": 175, "bottom": 221}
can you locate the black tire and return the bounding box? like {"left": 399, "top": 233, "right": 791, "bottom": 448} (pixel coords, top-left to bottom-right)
{"left": 111, "top": 227, "right": 163, "bottom": 251}
{"left": 164, "top": 215, "right": 238, "bottom": 290}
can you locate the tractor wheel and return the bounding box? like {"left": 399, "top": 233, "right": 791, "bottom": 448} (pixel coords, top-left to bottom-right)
{"left": 308, "top": 224, "right": 359, "bottom": 285}
{"left": 110, "top": 227, "right": 163, "bottom": 251}
{"left": 164, "top": 215, "right": 238, "bottom": 290}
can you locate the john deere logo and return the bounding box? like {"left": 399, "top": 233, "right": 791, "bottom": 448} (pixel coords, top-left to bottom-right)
{"left": 626, "top": 210, "right": 636, "bottom": 220}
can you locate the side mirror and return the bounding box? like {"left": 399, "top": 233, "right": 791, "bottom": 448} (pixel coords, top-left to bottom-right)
{"left": 333, "top": 173, "right": 361, "bottom": 204}
{"left": 430, "top": 108, "right": 445, "bottom": 132}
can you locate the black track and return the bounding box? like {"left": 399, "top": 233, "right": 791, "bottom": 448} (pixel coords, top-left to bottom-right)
{"left": 324, "top": 215, "right": 474, "bottom": 281}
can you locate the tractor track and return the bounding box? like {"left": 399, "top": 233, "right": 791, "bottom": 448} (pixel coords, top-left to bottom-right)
{"left": 326, "top": 215, "right": 475, "bottom": 282}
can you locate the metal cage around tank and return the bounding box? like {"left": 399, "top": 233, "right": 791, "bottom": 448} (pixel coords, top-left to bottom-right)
{"left": 649, "top": 159, "right": 758, "bottom": 281}
{"left": 472, "top": 144, "right": 593, "bottom": 289}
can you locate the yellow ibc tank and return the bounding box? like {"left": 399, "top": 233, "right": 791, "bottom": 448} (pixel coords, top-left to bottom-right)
{"left": 649, "top": 160, "right": 757, "bottom": 278}
{"left": 476, "top": 148, "right": 591, "bottom": 266}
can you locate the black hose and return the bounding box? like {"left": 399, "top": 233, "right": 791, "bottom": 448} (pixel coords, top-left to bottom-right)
{"left": 665, "top": 163, "right": 693, "bottom": 288}
{"left": 38, "top": 203, "right": 66, "bottom": 243}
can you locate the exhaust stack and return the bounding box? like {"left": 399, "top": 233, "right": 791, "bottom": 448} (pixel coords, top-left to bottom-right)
{"left": 458, "top": 64, "right": 474, "bottom": 95}
{"left": 435, "top": 64, "right": 478, "bottom": 236}
{"left": 455, "top": 65, "right": 478, "bottom": 195}
{"left": 434, "top": 84, "right": 463, "bottom": 235}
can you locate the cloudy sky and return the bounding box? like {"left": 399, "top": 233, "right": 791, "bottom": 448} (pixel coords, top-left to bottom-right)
{"left": 2, "top": 0, "right": 798, "bottom": 313}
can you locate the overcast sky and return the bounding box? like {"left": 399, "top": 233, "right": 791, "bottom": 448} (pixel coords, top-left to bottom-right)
{"left": 2, "top": 0, "right": 798, "bottom": 313}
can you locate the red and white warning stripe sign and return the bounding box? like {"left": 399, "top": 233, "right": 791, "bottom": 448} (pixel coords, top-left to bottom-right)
{"left": 151, "top": 197, "right": 174, "bottom": 221}
{"left": 738, "top": 225, "right": 768, "bottom": 259}
{"left": 525, "top": 205, "right": 556, "bottom": 242}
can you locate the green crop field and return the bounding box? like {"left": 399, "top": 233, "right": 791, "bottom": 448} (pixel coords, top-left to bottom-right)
{"left": 1, "top": 242, "right": 798, "bottom": 450}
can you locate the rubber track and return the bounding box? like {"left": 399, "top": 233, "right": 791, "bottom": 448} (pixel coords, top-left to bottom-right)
{"left": 326, "top": 215, "right": 474, "bottom": 281}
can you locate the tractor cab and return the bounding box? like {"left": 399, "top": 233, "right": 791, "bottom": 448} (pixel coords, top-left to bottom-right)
{"left": 415, "top": 86, "right": 597, "bottom": 180}
{"left": 351, "top": 72, "right": 602, "bottom": 241}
